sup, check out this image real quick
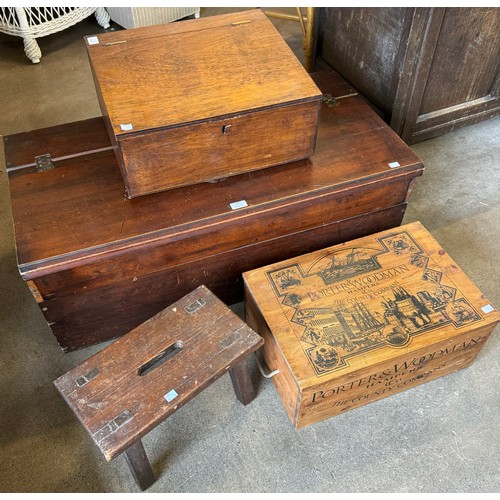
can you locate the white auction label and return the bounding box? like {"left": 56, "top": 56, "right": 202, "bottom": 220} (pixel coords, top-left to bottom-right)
{"left": 230, "top": 200, "right": 248, "bottom": 210}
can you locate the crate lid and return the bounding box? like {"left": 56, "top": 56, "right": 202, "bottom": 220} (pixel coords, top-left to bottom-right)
{"left": 85, "top": 9, "right": 322, "bottom": 136}
{"left": 243, "top": 222, "right": 500, "bottom": 385}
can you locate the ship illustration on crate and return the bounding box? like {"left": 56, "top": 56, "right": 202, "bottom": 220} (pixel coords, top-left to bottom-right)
{"left": 318, "top": 248, "right": 382, "bottom": 284}
{"left": 267, "top": 230, "right": 482, "bottom": 376}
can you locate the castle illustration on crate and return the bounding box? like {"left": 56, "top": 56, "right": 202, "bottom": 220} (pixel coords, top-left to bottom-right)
{"left": 266, "top": 230, "right": 482, "bottom": 376}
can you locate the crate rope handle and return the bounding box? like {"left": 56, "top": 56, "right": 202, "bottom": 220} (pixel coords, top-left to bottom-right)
{"left": 254, "top": 353, "right": 280, "bottom": 378}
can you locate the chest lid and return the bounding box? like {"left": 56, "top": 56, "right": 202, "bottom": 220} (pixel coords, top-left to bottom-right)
{"left": 243, "top": 222, "right": 500, "bottom": 385}
{"left": 5, "top": 71, "right": 422, "bottom": 281}
{"left": 85, "top": 9, "right": 321, "bottom": 137}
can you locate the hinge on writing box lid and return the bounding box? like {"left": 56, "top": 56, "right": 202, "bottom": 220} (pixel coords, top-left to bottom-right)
{"left": 35, "top": 154, "right": 54, "bottom": 172}
{"left": 322, "top": 92, "right": 359, "bottom": 107}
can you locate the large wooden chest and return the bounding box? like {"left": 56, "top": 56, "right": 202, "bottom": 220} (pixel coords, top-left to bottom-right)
{"left": 243, "top": 222, "right": 500, "bottom": 428}
{"left": 86, "top": 9, "right": 322, "bottom": 198}
{"left": 5, "top": 71, "right": 423, "bottom": 352}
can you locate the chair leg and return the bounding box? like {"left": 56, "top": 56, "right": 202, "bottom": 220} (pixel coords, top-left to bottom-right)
{"left": 14, "top": 7, "right": 41, "bottom": 63}
{"left": 23, "top": 37, "right": 41, "bottom": 64}
{"left": 123, "top": 439, "right": 155, "bottom": 491}
{"left": 95, "top": 7, "right": 111, "bottom": 29}
{"left": 304, "top": 7, "right": 316, "bottom": 72}
{"left": 229, "top": 357, "right": 257, "bottom": 406}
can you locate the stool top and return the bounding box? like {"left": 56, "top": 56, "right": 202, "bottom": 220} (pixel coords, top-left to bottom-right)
{"left": 54, "top": 285, "right": 263, "bottom": 460}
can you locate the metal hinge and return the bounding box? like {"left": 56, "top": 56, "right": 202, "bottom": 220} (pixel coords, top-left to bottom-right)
{"left": 76, "top": 367, "right": 100, "bottom": 387}
{"left": 322, "top": 92, "right": 359, "bottom": 107}
{"left": 35, "top": 154, "right": 54, "bottom": 172}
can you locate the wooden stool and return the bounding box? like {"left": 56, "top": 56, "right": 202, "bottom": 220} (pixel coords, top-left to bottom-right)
{"left": 54, "top": 285, "right": 263, "bottom": 490}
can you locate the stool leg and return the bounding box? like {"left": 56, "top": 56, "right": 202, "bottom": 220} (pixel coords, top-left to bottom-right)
{"left": 123, "top": 439, "right": 155, "bottom": 490}
{"left": 229, "top": 357, "right": 257, "bottom": 406}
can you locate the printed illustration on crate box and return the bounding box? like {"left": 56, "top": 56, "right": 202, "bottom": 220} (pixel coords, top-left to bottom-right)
{"left": 267, "top": 230, "right": 482, "bottom": 376}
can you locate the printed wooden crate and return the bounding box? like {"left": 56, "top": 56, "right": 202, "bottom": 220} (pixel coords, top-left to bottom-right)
{"left": 243, "top": 222, "right": 500, "bottom": 427}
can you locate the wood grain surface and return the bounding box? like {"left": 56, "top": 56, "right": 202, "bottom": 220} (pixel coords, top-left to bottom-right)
{"left": 41, "top": 205, "right": 407, "bottom": 351}
{"left": 54, "top": 285, "right": 263, "bottom": 460}
{"left": 8, "top": 71, "right": 422, "bottom": 275}
{"left": 316, "top": 7, "right": 412, "bottom": 119}
{"left": 6, "top": 70, "right": 424, "bottom": 351}
{"left": 3, "top": 117, "right": 111, "bottom": 171}
{"left": 315, "top": 7, "right": 500, "bottom": 143}
{"left": 243, "top": 221, "right": 500, "bottom": 427}
{"left": 117, "top": 100, "right": 320, "bottom": 197}
{"left": 86, "top": 9, "right": 322, "bottom": 195}
{"left": 86, "top": 9, "right": 320, "bottom": 133}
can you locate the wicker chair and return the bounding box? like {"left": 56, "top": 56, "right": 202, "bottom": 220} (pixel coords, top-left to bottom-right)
{"left": 105, "top": 7, "right": 200, "bottom": 30}
{"left": 0, "top": 7, "right": 110, "bottom": 63}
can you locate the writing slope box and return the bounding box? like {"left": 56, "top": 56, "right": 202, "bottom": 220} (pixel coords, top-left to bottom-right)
{"left": 243, "top": 222, "right": 500, "bottom": 428}
{"left": 5, "top": 71, "right": 423, "bottom": 352}
{"left": 85, "top": 9, "right": 322, "bottom": 198}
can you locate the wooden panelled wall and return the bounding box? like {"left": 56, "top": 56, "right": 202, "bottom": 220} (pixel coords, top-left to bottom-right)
{"left": 314, "top": 7, "right": 500, "bottom": 143}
